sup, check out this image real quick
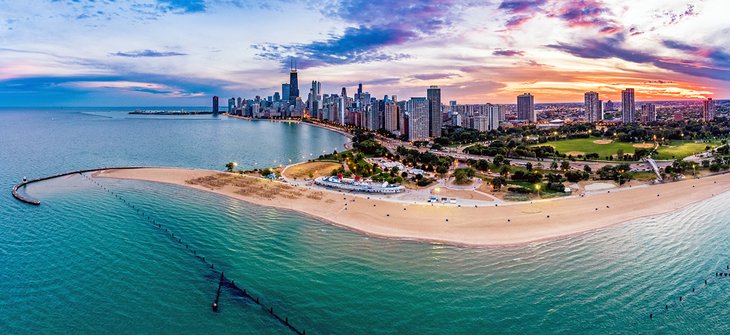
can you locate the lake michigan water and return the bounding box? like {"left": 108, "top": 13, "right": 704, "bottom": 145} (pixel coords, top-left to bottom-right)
{"left": 1, "top": 108, "right": 728, "bottom": 334}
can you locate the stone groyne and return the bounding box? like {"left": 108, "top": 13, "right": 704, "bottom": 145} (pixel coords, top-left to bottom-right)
{"left": 11, "top": 166, "right": 150, "bottom": 205}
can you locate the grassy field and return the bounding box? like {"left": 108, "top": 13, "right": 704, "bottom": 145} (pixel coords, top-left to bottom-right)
{"left": 631, "top": 171, "right": 660, "bottom": 181}
{"left": 536, "top": 138, "right": 717, "bottom": 160}
{"left": 654, "top": 141, "right": 717, "bottom": 160}
{"left": 535, "top": 138, "right": 644, "bottom": 159}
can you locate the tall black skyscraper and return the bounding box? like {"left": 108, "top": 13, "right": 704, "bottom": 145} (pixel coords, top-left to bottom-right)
{"left": 289, "top": 59, "right": 299, "bottom": 103}
{"left": 212, "top": 96, "right": 219, "bottom": 114}
{"left": 426, "top": 86, "right": 442, "bottom": 138}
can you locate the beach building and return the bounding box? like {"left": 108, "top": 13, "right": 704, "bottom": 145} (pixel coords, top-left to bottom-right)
{"left": 315, "top": 176, "right": 405, "bottom": 194}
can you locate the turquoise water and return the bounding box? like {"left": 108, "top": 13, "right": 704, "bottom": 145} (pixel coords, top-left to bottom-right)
{"left": 1, "top": 108, "right": 729, "bottom": 334}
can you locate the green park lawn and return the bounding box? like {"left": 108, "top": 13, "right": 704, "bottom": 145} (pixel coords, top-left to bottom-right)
{"left": 654, "top": 141, "right": 717, "bottom": 160}
{"left": 535, "top": 138, "right": 645, "bottom": 159}
{"left": 536, "top": 138, "right": 717, "bottom": 161}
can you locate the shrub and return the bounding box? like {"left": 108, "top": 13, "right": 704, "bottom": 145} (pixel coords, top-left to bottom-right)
{"left": 507, "top": 186, "right": 531, "bottom": 194}
{"left": 417, "top": 178, "right": 433, "bottom": 187}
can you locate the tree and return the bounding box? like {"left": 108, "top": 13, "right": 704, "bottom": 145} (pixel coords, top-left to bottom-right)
{"left": 492, "top": 176, "right": 506, "bottom": 191}
{"left": 500, "top": 165, "right": 511, "bottom": 176}
{"left": 453, "top": 168, "right": 476, "bottom": 185}
{"left": 565, "top": 170, "right": 589, "bottom": 182}
{"left": 225, "top": 162, "right": 237, "bottom": 172}
{"left": 474, "top": 159, "right": 490, "bottom": 171}
{"left": 560, "top": 161, "right": 570, "bottom": 171}
{"left": 550, "top": 161, "right": 558, "bottom": 170}
{"left": 616, "top": 148, "right": 624, "bottom": 160}
{"left": 634, "top": 148, "right": 651, "bottom": 159}
{"left": 525, "top": 162, "right": 533, "bottom": 171}
{"left": 493, "top": 154, "right": 505, "bottom": 166}
{"left": 583, "top": 164, "right": 592, "bottom": 173}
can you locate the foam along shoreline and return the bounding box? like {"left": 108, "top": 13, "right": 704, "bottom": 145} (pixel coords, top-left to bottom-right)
{"left": 96, "top": 168, "right": 730, "bottom": 247}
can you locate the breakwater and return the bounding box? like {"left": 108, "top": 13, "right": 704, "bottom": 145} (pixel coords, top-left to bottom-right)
{"left": 11, "top": 166, "right": 150, "bottom": 205}
{"left": 76, "top": 172, "right": 309, "bottom": 334}
{"left": 648, "top": 264, "right": 729, "bottom": 320}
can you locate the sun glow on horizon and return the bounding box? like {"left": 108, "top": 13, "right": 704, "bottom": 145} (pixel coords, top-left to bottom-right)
{"left": 0, "top": 0, "right": 728, "bottom": 106}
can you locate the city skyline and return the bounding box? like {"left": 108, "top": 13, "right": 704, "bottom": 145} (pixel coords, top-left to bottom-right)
{"left": 1, "top": 0, "right": 729, "bottom": 106}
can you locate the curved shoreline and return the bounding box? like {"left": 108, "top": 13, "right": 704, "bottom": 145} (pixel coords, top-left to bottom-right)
{"left": 224, "top": 113, "right": 354, "bottom": 146}
{"left": 93, "top": 167, "right": 730, "bottom": 247}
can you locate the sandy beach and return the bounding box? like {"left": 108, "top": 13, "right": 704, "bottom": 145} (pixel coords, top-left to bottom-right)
{"left": 96, "top": 167, "right": 730, "bottom": 247}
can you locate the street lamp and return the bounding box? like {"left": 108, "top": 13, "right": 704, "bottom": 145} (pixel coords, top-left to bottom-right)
{"left": 618, "top": 169, "right": 624, "bottom": 186}
{"left": 693, "top": 164, "right": 697, "bottom": 178}
{"left": 535, "top": 184, "right": 541, "bottom": 198}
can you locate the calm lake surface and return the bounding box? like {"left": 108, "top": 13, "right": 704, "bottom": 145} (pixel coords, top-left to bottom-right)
{"left": 1, "top": 108, "right": 728, "bottom": 334}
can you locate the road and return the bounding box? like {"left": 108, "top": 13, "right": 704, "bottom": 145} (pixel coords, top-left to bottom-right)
{"left": 302, "top": 120, "right": 674, "bottom": 174}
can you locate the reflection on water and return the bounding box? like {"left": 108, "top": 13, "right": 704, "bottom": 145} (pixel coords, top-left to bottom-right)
{"left": 1, "top": 108, "right": 729, "bottom": 334}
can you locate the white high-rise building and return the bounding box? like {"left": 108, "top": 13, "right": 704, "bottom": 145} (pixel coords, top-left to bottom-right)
{"left": 584, "top": 91, "right": 600, "bottom": 123}
{"left": 621, "top": 88, "right": 635, "bottom": 123}
{"left": 339, "top": 87, "right": 347, "bottom": 125}
{"left": 383, "top": 100, "right": 398, "bottom": 133}
{"left": 407, "top": 97, "right": 429, "bottom": 141}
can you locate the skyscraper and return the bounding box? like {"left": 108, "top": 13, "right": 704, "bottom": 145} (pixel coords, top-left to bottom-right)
{"left": 584, "top": 91, "right": 600, "bottom": 123}
{"left": 357, "top": 82, "right": 363, "bottom": 110}
{"left": 383, "top": 99, "right": 398, "bottom": 133}
{"left": 517, "top": 93, "right": 535, "bottom": 122}
{"left": 227, "top": 98, "right": 235, "bottom": 113}
{"left": 640, "top": 103, "right": 656, "bottom": 123}
{"left": 339, "top": 87, "right": 347, "bottom": 125}
{"left": 212, "top": 96, "right": 219, "bottom": 114}
{"left": 308, "top": 80, "right": 322, "bottom": 118}
{"left": 282, "top": 83, "right": 290, "bottom": 101}
{"left": 703, "top": 98, "right": 715, "bottom": 121}
{"left": 407, "top": 97, "right": 429, "bottom": 141}
{"left": 597, "top": 100, "right": 603, "bottom": 121}
{"left": 498, "top": 105, "right": 508, "bottom": 122}
{"left": 621, "top": 88, "right": 635, "bottom": 123}
{"left": 486, "top": 103, "right": 500, "bottom": 131}
{"left": 365, "top": 102, "right": 379, "bottom": 131}
{"left": 289, "top": 65, "right": 299, "bottom": 103}
{"left": 426, "top": 85, "right": 442, "bottom": 138}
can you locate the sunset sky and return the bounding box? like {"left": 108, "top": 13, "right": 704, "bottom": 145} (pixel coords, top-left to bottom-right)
{"left": 0, "top": 0, "right": 728, "bottom": 106}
